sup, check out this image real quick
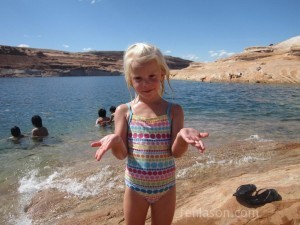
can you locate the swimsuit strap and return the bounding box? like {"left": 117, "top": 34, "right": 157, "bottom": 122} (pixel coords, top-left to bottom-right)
{"left": 166, "top": 102, "right": 172, "bottom": 124}
{"left": 127, "top": 102, "right": 172, "bottom": 124}
{"left": 126, "top": 103, "right": 133, "bottom": 125}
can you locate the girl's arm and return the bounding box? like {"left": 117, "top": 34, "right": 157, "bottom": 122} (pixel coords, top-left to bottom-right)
{"left": 171, "top": 104, "right": 209, "bottom": 158}
{"left": 91, "top": 104, "right": 128, "bottom": 161}
{"left": 170, "top": 104, "right": 185, "bottom": 158}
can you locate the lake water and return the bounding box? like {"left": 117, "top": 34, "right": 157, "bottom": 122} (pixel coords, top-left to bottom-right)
{"left": 0, "top": 76, "right": 299, "bottom": 224}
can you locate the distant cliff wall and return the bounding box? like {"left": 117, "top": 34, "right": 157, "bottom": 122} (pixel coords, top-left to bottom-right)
{"left": 0, "top": 68, "right": 121, "bottom": 77}
{"left": 1, "top": 37, "right": 300, "bottom": 84}
{"left": 0, "top": 45, "right": 191, "bottom": 78}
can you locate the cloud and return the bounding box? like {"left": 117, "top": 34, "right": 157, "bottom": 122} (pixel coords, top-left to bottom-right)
{"left": 182, "top": 54, "right": 200, "bottom": 61}
{"left": 164, "top": 50, "right": 172, "bottom": 55}
{"left": 79, "top": 0, "right": 102, "bottom": 4}
{"left": 63, "top": 44, "right": 70, "bottom": 48}
{"left": 209, "top": 50, "right": 235, "bottom": 59}
{"left": 24, "top": 34, "right": 42, "bottom": 39}
{"left": 18, "top": 44, "right": 30, "bottom": 48}
{"left": 83, "top": 47, "right": 93, "bottom": 52}
{"left": 91, "top": 0, "right": 102, "bottom": 4}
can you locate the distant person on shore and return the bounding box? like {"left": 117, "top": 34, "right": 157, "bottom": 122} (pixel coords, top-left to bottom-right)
{"left": 31, "top": 115, "right": 49, "bottom": 137}
{"left": 95, "top": 108, "right": 110, "bottom": 127}
{"left": 9, "top": 126, "right": 25, "bottom": 143}
{"left": 91, "top": 43, "right": 209, "bottom": 225}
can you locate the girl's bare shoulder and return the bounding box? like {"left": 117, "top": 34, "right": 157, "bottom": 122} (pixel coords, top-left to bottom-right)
{"left": 115, "top": 103, "right": 130, "bottom": 117}
{"left": 169, "top": 103, "right": 184, "bottom": 121}
{"left": 170, "top": 103, "right": 183, "bottom": 113}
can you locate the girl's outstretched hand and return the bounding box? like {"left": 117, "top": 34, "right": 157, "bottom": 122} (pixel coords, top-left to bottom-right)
{"left": 91, "top": 134, "right": 120, "bottom": 161}
{"left": 179, "top": 128, "right": 209, "bottom": 153}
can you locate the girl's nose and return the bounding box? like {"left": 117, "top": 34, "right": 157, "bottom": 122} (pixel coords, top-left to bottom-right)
{"left": 142, "top": 79, "right": 150, "bottom": 86}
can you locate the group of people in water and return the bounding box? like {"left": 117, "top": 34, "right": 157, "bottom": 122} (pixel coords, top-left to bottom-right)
{"left": 95, "top": 106, "right": 116, "bottom": 127}
{"left": 9, "top": 106, "right": 115, "bottom": 143}
{"left": 9, "top": 115, "right": 49, "bottom": 142}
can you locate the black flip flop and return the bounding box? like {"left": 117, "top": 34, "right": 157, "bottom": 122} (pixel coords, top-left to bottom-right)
{"left": 233, "top": 184, "right": 257, "bottom": 197}
{"left": 246, "top": 188, "right": 281, "bottom": 205}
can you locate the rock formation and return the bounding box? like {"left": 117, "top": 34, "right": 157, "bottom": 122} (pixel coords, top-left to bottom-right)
{"left": 1, "top": 36, "right": 299, "bottom": 84}
{"left": 172, "top": 142, "right": 300, "bottom": 225}
{"left": 0, "top": 46, "right": 191, "bottom": 77}
{"left": 171, "top": 36, "right": 300, "bottom": 84}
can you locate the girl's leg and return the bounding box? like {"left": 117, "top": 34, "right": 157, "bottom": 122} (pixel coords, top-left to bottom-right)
{"left": 151, "top": 186, "right": 176, "bottom": 225}
{"left": 124, "top": 186, "right": 150, "bottom": 225}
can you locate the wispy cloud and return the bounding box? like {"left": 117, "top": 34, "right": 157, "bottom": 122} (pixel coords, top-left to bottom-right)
{"left": 18, "top": 44, "right": 30, "bottom": 48}
{"left": 79, "top": 0, "right": 102, "bottom": 4}
{"left": 182, "top": 54, "right": 200, "bottom": 61}
{"left": 164, "top": 50, "right": 172, "bottom": 55}
{"left": 209, "top": 50, "right": 235, "bottom": 59}
{"left": 63, "top": 44, "right": 70, "bottom": 49}
{"left": 24, "top": 34, "right": 42, "bottom": 38}
{"left": 83, "top": 47, "right": 93, "bottom": 52}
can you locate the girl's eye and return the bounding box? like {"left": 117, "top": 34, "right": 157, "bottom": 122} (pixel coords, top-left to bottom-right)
{"left": 133, "top": 77, "right": 141, "bottom": 81}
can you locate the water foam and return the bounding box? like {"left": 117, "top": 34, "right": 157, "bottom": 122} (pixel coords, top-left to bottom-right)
{"left": 177, "top": 154, "right": 268, "bottom": 179}
{"left": 11, "top": 165, "right": 122, "bottom": 225}
{"left": 18, "top": 165, "right": 122, "bottom": 198}
{"left": 244, "top": 134, "right": 273, "bottom": 142}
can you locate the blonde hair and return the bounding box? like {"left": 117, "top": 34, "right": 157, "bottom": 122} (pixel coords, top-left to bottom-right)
{"left": 123, "top": 43, "right": 171, "bottom": 96}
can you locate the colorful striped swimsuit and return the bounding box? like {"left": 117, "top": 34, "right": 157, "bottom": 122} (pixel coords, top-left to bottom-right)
{"left": 125, "top": 103, "right": 175, "bottom": 204}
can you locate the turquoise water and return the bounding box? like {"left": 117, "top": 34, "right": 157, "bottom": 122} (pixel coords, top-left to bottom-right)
{"left": 1, "top": 77, "right": 299, "bottom": 145}
{"left": 0, "top": 76, "right": 299, "bottom": 224}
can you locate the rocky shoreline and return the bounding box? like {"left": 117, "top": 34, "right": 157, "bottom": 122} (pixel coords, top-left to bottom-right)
{"left": 23, "top": 141, "right": 300, "bottom": 225}
{"left": 1, "top": 36, "right": 299, "bottom": 84}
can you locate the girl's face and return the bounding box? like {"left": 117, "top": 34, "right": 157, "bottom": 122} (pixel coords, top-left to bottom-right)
{"left": 130, "top": 59, "right": 164, "bottom": 99}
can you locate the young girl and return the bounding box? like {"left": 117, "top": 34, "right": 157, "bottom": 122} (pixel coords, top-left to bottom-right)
{"left": 91, "top": 43, "right": 208, "bottom": 225}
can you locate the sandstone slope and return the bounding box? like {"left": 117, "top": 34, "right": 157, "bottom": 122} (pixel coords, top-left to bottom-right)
{"left": 173, "top": 165, "right": 300, "bottom": 225}
{"left": 171, "top": 36, "right": 300, "bottom": 84}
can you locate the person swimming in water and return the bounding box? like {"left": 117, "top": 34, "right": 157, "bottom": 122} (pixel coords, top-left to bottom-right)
{"left": 9, "top": 126, "right": 25, "bottom": 143}
{"left": 95, "top": 108, "right": 110, "bottom": 127}
{"left": 31, "top": 115, "right": 49, "bottom": 137}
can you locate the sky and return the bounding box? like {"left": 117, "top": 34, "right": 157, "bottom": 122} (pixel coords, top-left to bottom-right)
{"left": 0, "top": 0, "right": 299, "bottom": 62}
